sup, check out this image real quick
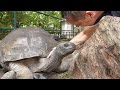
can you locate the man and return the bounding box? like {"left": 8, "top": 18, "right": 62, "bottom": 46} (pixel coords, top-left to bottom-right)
{"left": 61, "top": 11, "right": 120, "bottom": 48}
{"left": 46, "top": 11, "right": 120, "bottom": 73}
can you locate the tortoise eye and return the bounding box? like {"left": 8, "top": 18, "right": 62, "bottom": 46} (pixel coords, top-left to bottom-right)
{"left": 64, "top": 43, "right": 70, "bottom": 47}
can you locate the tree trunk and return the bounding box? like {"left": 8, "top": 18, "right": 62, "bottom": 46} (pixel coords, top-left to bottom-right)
{"left": 67, "top": 16, "right": 120, "bottom": 79}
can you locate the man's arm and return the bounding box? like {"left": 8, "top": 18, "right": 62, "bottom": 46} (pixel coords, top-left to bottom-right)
{"left": 70, "top": 26, "right": 96, "bottom": 48}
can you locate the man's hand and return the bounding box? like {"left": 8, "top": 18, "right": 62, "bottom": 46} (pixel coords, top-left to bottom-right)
{"left": 70, "top": 26, "right": 96, "bottom": 47}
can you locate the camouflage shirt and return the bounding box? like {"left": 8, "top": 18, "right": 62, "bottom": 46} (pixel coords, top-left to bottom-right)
{"left": 94, "top": 11, "right": 120, "bottom": 25}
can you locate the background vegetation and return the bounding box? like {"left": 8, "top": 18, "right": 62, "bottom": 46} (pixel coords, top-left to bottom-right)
{"left": 0, "top": 11, "right": 61, "bottom": 29}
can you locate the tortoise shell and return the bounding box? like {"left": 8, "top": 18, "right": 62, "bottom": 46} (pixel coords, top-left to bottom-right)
{"left": 0, "top": 27, "right": 58, "bottom": 63}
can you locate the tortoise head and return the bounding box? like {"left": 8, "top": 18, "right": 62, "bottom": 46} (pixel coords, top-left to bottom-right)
{"left": 56, "top": 42, "right": 76, "bottom": 57}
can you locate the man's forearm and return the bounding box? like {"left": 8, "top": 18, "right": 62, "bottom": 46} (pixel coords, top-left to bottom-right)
{"left": 70, "top": 30, "right": 87, "bottom": 46}
{"left": 70, "top": 26, "right": 96, "bottom": 46}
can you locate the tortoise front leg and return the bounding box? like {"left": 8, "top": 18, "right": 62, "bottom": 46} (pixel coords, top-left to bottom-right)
{"left": 8, "top": 62, "right": 33, "bottom": 79}
{"left": 1, "top": 70, "right": 16, "bottom": 79}
{"left": 55, "top": 52, "right": 80, "bottom": 73}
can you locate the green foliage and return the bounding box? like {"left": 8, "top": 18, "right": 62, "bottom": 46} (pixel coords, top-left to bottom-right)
{"left": 0, "top": 11, "right": 14, "bottom": 28}
{"left": 0, "top": 11, "right": 61, "bottom": 29}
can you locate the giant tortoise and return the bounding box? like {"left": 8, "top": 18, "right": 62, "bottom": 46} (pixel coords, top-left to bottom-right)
{"left": 0, "top": 27, "right": 75, "bottom": 79}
